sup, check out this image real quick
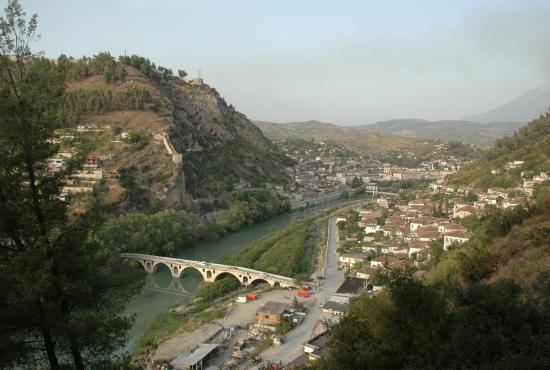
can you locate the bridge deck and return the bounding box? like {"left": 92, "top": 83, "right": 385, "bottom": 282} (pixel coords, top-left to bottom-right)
{"left": 120, "top": 253, "right": 295, "bottom": 284}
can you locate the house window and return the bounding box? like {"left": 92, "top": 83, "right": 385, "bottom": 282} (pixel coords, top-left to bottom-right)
{"left": 264, "top": 315, "right": 270, "bottom": 319}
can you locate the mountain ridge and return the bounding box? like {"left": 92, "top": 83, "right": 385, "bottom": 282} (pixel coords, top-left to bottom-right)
{"left": 464, "top": 84, "right": 550, "bottom": 123}
{"left": 364, "top": 118, "right": 524, "bottom": 146}
{"left": 256, "top": 118, "right": 524, "bottom": 147}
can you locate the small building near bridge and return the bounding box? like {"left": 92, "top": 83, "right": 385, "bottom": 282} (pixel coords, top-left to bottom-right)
{"left": 256, "top": 301, "right": 289, "bottom": 326}
{"left": 170, "top": 343, "right": 219, "bottom": 370}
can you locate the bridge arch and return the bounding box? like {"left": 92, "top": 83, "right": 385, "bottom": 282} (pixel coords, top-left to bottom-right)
{"left": 249, "top": 278, "right": 271, "bottom": 287}
{"left": 214, "top": 271, "right": 242, "bottom": 284}
{"left": 137, "top": 259, "right": 161, "bottom": 274}
{"left": 179, "top": 265, "right": 207, "bottom": 280}
{"left": 152, "top": 262, "right": 172, "bottom": 276}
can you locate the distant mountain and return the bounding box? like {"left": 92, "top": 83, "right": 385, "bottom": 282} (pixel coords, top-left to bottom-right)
{"left": 465, "top": 84, "right": 550, "bottom": 123}
{"left": 365, "top": 119, "right": 524, "bottom": 146}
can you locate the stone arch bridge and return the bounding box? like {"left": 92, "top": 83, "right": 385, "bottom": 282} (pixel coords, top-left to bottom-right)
{"left": 121, "top": 253, "right": 297, "bottom": 288}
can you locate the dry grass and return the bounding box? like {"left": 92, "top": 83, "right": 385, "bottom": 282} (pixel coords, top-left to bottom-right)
{"left": 488, "top": 211, "right": 550, "bottom": 289}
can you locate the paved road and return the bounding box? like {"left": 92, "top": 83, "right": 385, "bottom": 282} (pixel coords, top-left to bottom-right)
{"left": 258, "top": 217, "right": 345, "bottom": 366}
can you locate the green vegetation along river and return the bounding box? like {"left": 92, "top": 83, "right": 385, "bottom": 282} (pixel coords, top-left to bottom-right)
{"left": 123, "top": 195, "right": 370, "bottom": 352}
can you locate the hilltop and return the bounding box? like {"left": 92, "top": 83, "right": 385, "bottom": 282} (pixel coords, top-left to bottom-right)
{"left": 56, "top": 54, "right": 291, "bottom": 213}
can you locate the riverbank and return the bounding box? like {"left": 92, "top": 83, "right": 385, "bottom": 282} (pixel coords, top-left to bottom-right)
{"left": 225, "top": 208, "right": 334, "bottom": 281}
{"left": 133, "top": 282, "right": 278, "bottom": 368}
{"left": 124, "top": 195, "right": 376, "bottom": 356}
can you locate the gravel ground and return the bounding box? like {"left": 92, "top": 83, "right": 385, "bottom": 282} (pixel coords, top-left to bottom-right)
{"left": 152, "top": 322, "right": 223, "bottom": 363}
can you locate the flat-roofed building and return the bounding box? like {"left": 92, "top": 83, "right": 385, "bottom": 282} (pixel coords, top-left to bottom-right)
{"left": 170, "top": 343, "right": 219, "bottom": 370}
{"left": 256, "top": 301, "right": 289, "bottom": 325}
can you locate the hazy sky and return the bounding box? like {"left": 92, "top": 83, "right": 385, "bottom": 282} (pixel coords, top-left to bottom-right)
{"left": 11, "top": 0, "right": 550, "bottom": 124}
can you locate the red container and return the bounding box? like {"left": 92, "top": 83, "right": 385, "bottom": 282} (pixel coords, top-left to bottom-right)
{"left": 297, "top": 290, "right": 309, "bottom": 298}
{"left": 246, "top": 293, "right": 258, "bottom": 301}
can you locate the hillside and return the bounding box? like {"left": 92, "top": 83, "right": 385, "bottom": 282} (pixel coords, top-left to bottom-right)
{"left": 255, "top": 120, "right": 480, "bottom": 165}
{"left": 465, "top": 84, "right": 550, "bottom": 123}
{"left": 255, "top": 120, "right": 436, "bottom": 154}
{"left": 447, "top": 113, "right": 550, "bottom": 189}
{"left": 57, "top": 54, "right": 291, "bottom": 213}
{"left": 365, "top": 118, "right": 524, "bottom": 146}
{"left": 255, "top": 120, "right": 424, "bottom": 149}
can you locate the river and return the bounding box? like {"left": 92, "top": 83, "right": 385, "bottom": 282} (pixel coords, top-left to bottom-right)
{"left": 123, "top": 195, "right": 371, "bottom": 352}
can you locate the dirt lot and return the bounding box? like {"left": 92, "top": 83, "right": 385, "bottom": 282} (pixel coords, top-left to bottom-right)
{"left": 215, "top": 289, "right": 314, "bottom": 327}
{"left": 152, "top": 322, "right": 223, "bottom": 363}
{"left": 150, "top": 288, "right": 317, "bottom": 367}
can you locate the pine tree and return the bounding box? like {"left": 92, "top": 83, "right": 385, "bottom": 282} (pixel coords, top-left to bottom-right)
{"left": 0, "top": 1, "right": 142, "bottom": 368}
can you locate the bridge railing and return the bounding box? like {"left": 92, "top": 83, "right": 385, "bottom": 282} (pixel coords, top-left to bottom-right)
{"left": 120, "top": 253, "right": 295, "bottom": 283}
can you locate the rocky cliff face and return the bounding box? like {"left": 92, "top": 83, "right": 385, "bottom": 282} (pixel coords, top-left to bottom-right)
{"left": 165, "top": 81, "right": 290, "bottom": 197}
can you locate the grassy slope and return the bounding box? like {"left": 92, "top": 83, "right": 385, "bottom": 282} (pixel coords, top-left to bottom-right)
{"left": 64, "top": 67, "right": 176, "bottom": 211}
{"left": 487, "top": 204, "right": 550, "bottom": 287}
{"left": 229, "top": 210, "right": 331, "bottom": 279}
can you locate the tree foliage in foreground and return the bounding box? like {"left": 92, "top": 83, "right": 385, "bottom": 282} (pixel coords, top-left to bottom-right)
{"left": 0, "top": 2, "right": 142, "bottom": 369}
{"left": 310, "top": 270, "right": 550, "bottom": 370}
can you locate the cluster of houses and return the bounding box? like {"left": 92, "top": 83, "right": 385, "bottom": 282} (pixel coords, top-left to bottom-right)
{"left": 360, "top": 197, "right": 471, "bottom": 253}
{"left": 291, "top": 159, "right": 461, "bottom": 195}
{"left": 378, "top": 163, "right": 455, "bottom": 182}
{"left": 431, "top": 171, "right": 548, "bottom": 211}
{"left": 47, "top": 152, "right": 104, "bottom": 201}
{"left": 46, "top": 124, "right": 143, "bottom": 203}
{"left": 335, "top": 169, "right": 549, "bottom": 288}
{"left": 286, "top": 149, "right": 466, "bottom": 211}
